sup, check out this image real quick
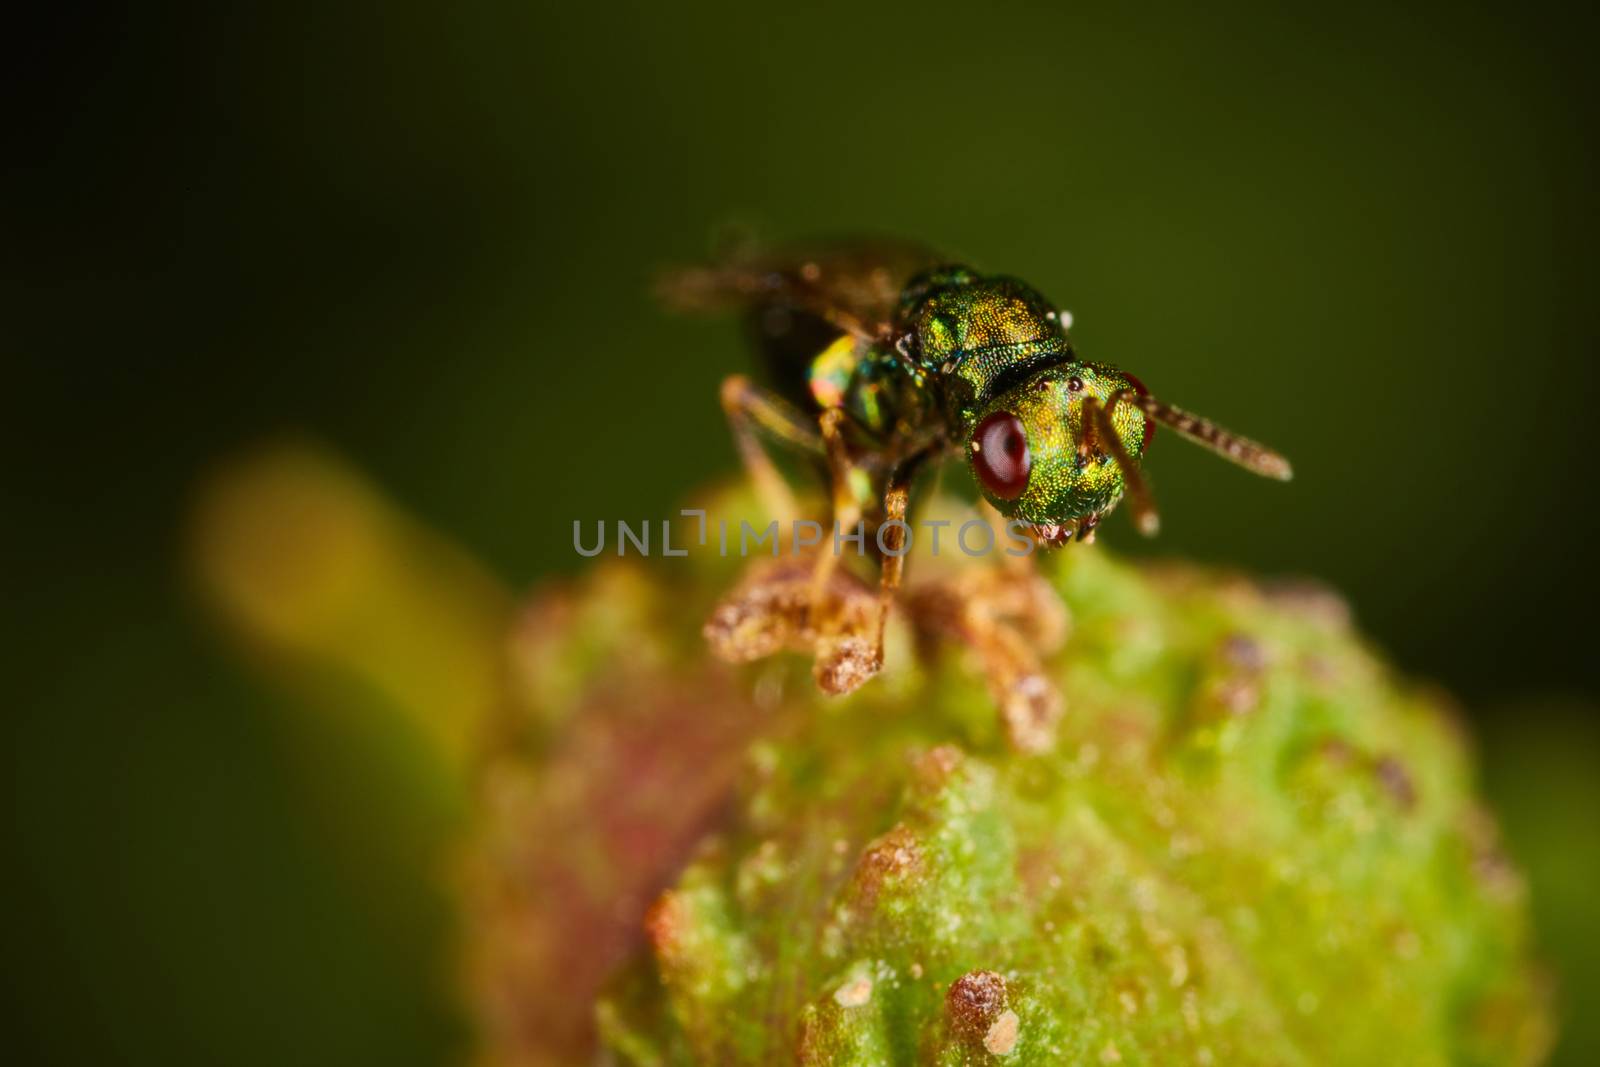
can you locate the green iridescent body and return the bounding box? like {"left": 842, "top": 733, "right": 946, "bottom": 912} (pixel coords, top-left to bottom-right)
{"left": 790, "top": 265, "right": 1152, "bottom": 530}
{"left": 663, "top": 239, "right": 1289, "bottom": 710}
{"left": 665, "top": 240, "right": 1287, "bottom": 551}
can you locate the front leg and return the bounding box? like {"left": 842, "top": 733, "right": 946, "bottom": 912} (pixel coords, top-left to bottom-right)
{"left": 813, "top": 460, "right": 918, "bottom": 696}
{"left": 703, "top": 556, "right": 878, "bottom": 675}
{"left": 907, "top": 565, "right": 1066, "bottom": 754}
{"left": 899, "top": 500, "right": 1070, "bottom": 752}
{"left": 808, "top": 409, "right": 879, "bottom": 695}
{"left": 704, "top": 405, "right": 887, "bottom": 696}
{"left": 977, "top": 498, "right": 1069, "bottom": 651}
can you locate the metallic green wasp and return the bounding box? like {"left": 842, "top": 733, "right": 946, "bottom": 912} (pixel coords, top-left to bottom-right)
{"left": 662, "top": 239, "right": 1290, "bottom": 721}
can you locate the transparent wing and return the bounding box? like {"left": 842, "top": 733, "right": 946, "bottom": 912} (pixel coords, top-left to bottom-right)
{"left": 656, "top": 237, "right": 944, "bottom": 343}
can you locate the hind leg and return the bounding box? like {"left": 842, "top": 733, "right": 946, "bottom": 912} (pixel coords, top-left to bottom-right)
{"left": 719, "top": 374, "right": 822, "bottom": 523}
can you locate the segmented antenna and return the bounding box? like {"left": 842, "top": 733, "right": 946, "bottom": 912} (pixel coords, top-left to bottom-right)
{"left": 1086, "top": 397, "right": 1161, "bottom": 536}
{"left": 1122, "top": 394, "right": 1293, "bottom": 481}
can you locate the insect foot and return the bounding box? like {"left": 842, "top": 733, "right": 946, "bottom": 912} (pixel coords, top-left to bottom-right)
{"left": 703, "top": 558, "right": 820, "bottom": 663}
{"left": 813, "top": 632, "right": 880, "bottom": 696}
{"left": 907, "top": 570, "right": 1067, "bottom": 754}
{"left": 999, "top": 672, "right": 1062, "bottom": 755}
{"left": 703, "top": 557, "right": 881, "bottom": 695}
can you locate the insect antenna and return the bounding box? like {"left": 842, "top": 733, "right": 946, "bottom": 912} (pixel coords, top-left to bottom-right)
{"left": 1085, "top": 397, "right": 1160, "bottom": 536}
{"left": 1126, "top": 394, "right": 1293, "bottom": 481}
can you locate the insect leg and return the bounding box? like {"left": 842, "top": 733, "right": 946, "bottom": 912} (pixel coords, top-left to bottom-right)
{"left": 703, "top": 399, "right": 873, "bottom": 685}
{"left": 978, "top": 497, "right": 1033, "bottom": 577}
{"left": 807, "top": 408, "right": 860, "bottom": 598}
{"left": 809, "top": 408, "right": 877, "bottom": 694}
{"left": 907, "top": 571, "right": 1064, "bottom": 753}
{"left": 976, "top": 498, "right": 1069, "bottom": 650}
{"left": 1086, "top": 394, "right": 1160, "bottom": 537}
{"left": 868, "top": 454, "right": 925, "bottom": 659}
{"left": 875, "top": 484, "right": 910, "bottom": 618}
{"left": 720, "top": 374, "right": 824, "bottom": 523}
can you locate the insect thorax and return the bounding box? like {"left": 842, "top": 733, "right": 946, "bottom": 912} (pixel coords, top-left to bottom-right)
{"left": 900, "top": 269, "right": 1076, "bottom": 432}
{"left": 762, "top": 267, "right": 1077, "bottom": 449}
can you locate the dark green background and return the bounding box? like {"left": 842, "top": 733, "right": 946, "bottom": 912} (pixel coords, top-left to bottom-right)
{"left": 8, "top": 2, "right": 1597, "bottom": 1063}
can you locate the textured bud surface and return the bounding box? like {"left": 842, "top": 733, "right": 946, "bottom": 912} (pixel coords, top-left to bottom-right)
{"left": 496, "top": 519, "right": 1549, "bottom": 1064}
{"left": 194, "top": 456, "right": 1554, "bottom": 1066}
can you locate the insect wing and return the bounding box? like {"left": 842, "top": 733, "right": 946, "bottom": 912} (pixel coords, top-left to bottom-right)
{"left": 657, "top": 238, "right": 941, "bottom": 342}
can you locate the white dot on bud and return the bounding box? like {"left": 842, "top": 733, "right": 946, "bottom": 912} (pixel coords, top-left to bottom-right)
{"left": 984, "top": 1009, "right": 1021, "bottom": 1055}
{"left": 833, "top": 975, "right": 872, "bottom": 1008}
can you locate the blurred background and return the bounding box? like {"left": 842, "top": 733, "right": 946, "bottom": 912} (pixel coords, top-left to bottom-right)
{"left": 6, "top": 1, "right": 1597, "bottom": 1063}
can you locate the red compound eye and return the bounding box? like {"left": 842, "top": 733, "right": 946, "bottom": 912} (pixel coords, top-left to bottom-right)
{"left": 971, "top": 411, "right": 1031, "bottom": 500}
{"left": 1121, "top": 371, "right": 1155, "bottom": 444}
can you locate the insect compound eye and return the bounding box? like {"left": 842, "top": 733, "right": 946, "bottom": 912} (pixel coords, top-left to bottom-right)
{"left": 971, "top": 411, "right": 1031, "bottom": 500}
{"left": 1119, "top": 371, "right": 1155, "bottom": 444}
